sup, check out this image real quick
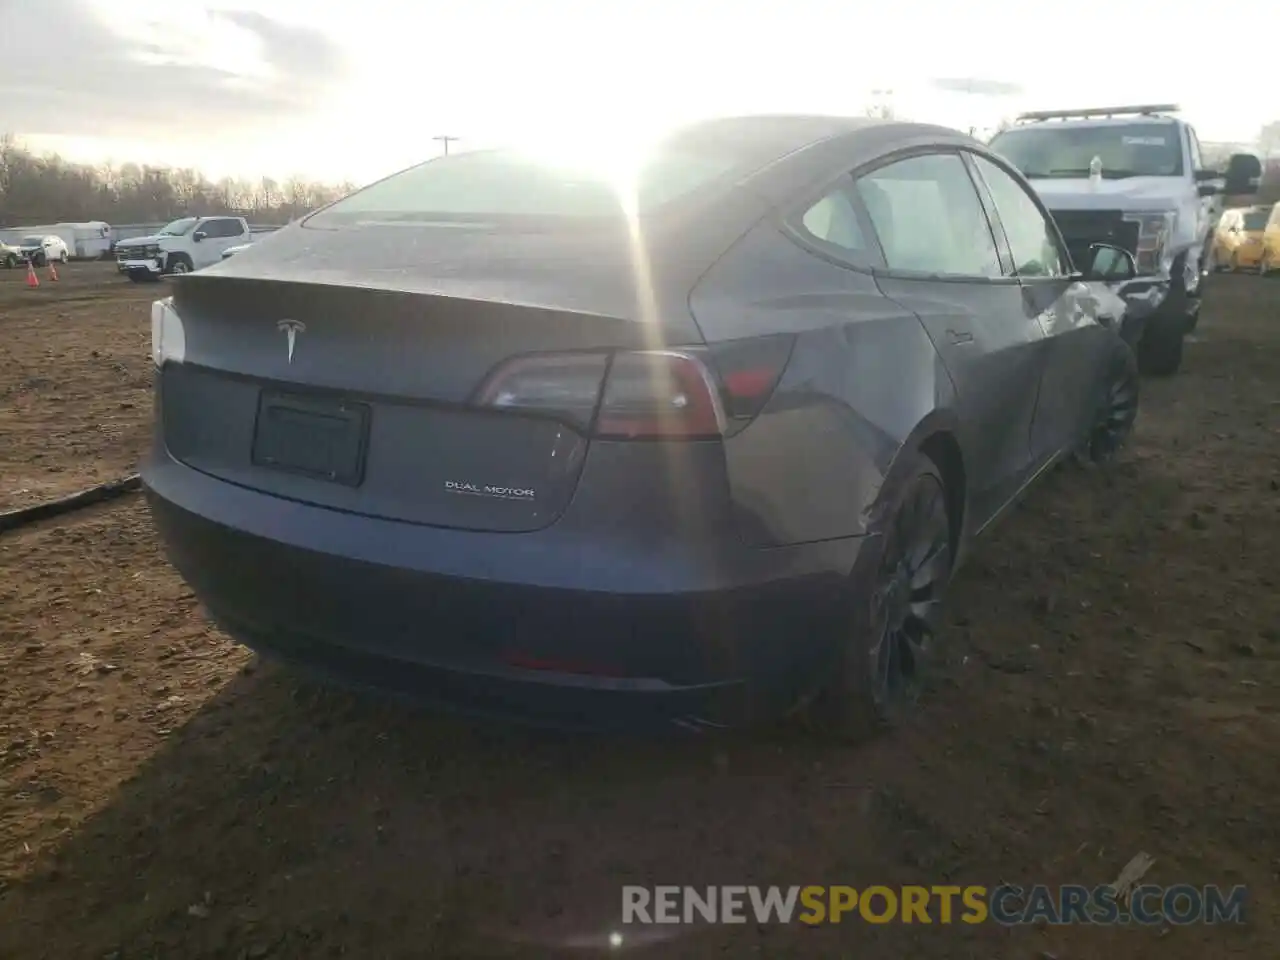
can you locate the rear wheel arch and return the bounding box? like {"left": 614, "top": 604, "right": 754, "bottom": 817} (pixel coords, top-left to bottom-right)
{"left": 918, "top": 431, "right": 966, "bottom": 556}
{"left": 873, "top": 415, "right": 967, "bottom": 557}
{"left": 801, "top": 429, "right": 961, "bottom": 741}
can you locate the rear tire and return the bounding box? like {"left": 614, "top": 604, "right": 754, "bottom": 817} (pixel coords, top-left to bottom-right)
{"left": 801, "top": 452, "right": 953, "bottom": 742}
{"left": 59, "top": 250, "right": 69, "bottom": 263}
{"left": 1137, "top": 322, "right": 1185, "bottom": 377}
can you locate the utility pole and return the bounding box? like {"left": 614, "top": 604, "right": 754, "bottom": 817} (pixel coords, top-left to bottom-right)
{"left": 433, "top": 135, "right": 459, "bottom": 156}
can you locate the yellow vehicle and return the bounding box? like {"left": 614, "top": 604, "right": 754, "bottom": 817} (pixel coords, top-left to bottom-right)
{"left": 1214, "top": 205, "right": 1273, "bottom": 271}
{"left": 1262, "top": 203, "right": 1280, "bottom": 277}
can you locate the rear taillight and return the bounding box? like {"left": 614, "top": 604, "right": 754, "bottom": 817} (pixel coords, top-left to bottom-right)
{"left": 474, "top": 335, "right": 793, "bottom": 440}
{"left": 706, "top": 334, "right": 795, "bottom": 423}
{"left": 476, "top": 352, "right": 609, "bottom": 432}
{"left": 150, "top": 297, "right": 186, "bottom": 366}
{"left": 595, "top": 351, "right": 724, "bottom": 439}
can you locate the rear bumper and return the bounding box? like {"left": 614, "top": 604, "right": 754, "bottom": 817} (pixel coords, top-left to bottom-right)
{"left": 142, "top": 449, "right": 863, "bottom": 731}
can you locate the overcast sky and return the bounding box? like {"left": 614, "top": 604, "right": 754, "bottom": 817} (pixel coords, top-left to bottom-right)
{"left": 2, "top": 0, "right": 1276, "bottom": 185}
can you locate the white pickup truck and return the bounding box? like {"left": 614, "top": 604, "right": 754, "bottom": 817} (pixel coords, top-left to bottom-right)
{"left": 988, "top": 105, "right": 1261, "bottom": 375}
{"left": 115, "top": 215, "right": 251, "bottom": 281}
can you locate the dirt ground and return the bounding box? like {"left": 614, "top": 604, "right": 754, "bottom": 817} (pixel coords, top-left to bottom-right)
{"left": 0, "top": 261, "right": 157, "bottom": 512}
{"left": 0, "top": 265, "right": 1278, "bottom": 959}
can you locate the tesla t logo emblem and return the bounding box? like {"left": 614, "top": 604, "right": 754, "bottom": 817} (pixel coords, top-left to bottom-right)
{"left": 277, "top": 319, "right": 305, "bottom": 363}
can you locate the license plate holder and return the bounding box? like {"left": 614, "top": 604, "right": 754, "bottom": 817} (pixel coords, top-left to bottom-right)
{"left": 251, "top": 391, "right": 370, "bottom": 487}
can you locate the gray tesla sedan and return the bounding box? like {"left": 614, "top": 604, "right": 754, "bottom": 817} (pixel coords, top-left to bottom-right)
{"left": 143, "top": 116, "right": 1141, "bottom": 736}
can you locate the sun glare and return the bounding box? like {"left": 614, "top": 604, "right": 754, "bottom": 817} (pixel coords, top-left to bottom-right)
{"left": 506, "top": 125, "right": 678, "bottom": 216}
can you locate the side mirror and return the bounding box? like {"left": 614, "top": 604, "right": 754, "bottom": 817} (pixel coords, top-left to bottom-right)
{"left": 193, "top": 231, "right": 206, "bottom": 242}
{"left": 1223, "top": 153, "right": 1263, "bottom": 195}
{"left": 1195, "top": 169, "right": 1225, "bottom": 196}
{"left": 1085, "top": 243, "right": 1137, "bottom": 282}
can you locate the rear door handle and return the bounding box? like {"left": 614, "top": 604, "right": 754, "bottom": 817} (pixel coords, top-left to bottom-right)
{"left": 946, "top": 329, "right": 975, "bottom": 345}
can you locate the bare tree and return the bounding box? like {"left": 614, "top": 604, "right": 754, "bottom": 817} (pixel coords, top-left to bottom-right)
{"left": 0, "top": 134, "right": 352, "bottom": 225}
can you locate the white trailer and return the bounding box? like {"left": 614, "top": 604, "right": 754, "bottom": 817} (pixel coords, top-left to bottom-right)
{"left": 58, "top": 221, "right": 113, "bottom": 259}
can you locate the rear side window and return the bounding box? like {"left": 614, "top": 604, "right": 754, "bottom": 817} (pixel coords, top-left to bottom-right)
{"left": 855, "top": 153, "right": 1002, "bottom": 278}
{"left": 307, "top": 146, "right": 746, "bottom": 227}
{"left": 797, "top": 178, "right": 874, "bottom": 261}
{"left": 215, "top": 219, "right": 244, "bottom": 237}
{"left": 1242, "top": 210, "right": 1270, "bottom": 231}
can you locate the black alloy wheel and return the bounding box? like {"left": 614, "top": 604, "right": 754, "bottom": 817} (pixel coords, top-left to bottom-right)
{"left": 867, "top": 469, "right": 952, "bottom": 719}
{"left": 804, "top": 454, "right": 953, "bottom": 740}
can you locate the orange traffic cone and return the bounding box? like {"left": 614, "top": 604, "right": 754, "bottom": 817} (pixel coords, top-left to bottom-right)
{"left": 25, "top": 263, "right": 39, "bottom": 288}
{"left": 48, "top": 263, "right": 58, "bottom": 282}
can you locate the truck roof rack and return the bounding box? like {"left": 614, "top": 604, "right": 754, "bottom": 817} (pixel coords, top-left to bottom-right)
{"left": 1015, "top": 105, "right": 1180, "bottom": 123}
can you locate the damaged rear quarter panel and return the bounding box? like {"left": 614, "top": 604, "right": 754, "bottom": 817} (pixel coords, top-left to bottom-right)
{"left": 690, "top": 221, "right": 958, "bottom": 548}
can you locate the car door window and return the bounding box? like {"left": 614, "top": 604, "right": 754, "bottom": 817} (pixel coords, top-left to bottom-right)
{"left": 797, "top": 178, "right": 875, "bottom": 264}
{"left": 854, "top": 153, "right": 1002, "bottom": 278}
{"left": 970, "top": 154, "right": 1069, "bottom": 279}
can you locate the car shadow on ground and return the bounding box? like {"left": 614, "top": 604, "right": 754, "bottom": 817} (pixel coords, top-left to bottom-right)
{"left": 2, "top": 656, "right": 993, "bottom": 958}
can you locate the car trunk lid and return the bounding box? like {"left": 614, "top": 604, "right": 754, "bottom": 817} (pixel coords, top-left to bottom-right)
{"left": 160, "top": 222, "right": 716, "bottom": 533}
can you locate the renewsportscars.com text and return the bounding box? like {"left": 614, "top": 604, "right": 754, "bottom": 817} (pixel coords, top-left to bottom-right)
{"left": 622, "top": 884, "right": 1247, "bottom": 926}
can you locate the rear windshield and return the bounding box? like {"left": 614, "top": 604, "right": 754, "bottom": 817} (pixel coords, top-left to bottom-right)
{"left": 1242, "top": 210, "right": 1270, "bottom": 230}
{"left": 990, "top": 122, "right": 1183, "bottom": 179}
{"left": 306, "top": 143, "right": 749, "bottom": 228}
